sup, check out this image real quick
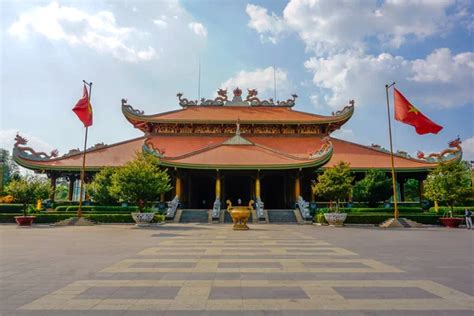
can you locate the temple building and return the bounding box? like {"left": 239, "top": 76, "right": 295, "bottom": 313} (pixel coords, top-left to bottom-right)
{"left": 13, "top": 88, "right": 462, "bottom": 222}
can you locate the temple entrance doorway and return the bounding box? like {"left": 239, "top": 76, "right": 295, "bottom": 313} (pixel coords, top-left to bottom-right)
{"left": 188, "top": 174, "right": 214, "bottom": 209}
{"left": 224, "top": 175, "right": 252, "bottom": 206}
{"left": 261, "top": 174, "right": 286, "bottom": 209}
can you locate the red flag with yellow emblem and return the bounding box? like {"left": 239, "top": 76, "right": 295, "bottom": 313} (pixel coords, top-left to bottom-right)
{"left": 394, "top": 88, "right": 442, "bottom": 135}
{"left": 72, "top": 85, "right": 93, "bottom": 127}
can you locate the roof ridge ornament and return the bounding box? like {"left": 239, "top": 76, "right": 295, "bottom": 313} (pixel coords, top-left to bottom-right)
{"left": 416, "top": 137, "right": 462, "bottom": 163}
{"left": 177, "top": 88, "right": 297, "bottom": 107}
{"left": 13, "top": 133, "right": 59, "bottom": 161}
{"left": 332, "top": 100, "right": 355, "bottom": 116}
{"left": 309, "top": 136, "right": 332, "bottom": 159}
{"left": 121, "top": 98, "right": 144, "bottom": 115}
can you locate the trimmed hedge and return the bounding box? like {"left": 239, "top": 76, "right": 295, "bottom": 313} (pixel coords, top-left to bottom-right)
{"left": 428, "top": 206, "right": 474, "bottom": 214}
{"left": 0, "top": 212, "right": 166, "bottom": 224}
{"left": 317, "top": 207, "right": 423, "bottom": 213}
{"left": 313, "top": 212, "right": 442, "bottom": 225}
{"left": 0, "top": 204, "right": 25, "bottom": 213}
{"left": 345, "top": 213, "right": 441, "bottom": 225}
{"left": 55, "top": 205, "right": 138, "bottom": 213}
{"left": 86, "top": 214, "right": 134, "bottom": 223}
{"left": 0, "top": 213, "right": 73, "bottom": 223}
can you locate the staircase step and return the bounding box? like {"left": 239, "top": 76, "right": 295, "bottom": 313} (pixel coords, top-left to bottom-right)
{"left": 179, "top": 209, "right": 209, "bottom": 223}
{"left": 267, "top": 209, "right": 297, "bottom": 223}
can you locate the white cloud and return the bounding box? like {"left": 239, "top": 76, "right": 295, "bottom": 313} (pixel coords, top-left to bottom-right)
{"left": 153, "top": 19, "right": 168, "bottom": 30}
{"left": 246, "top": 4, "right": 287, "bottom": 44}
{"left": 7, "top": 1, "right": 157, "bottom": 62}
{"left": 463, "top": 136, "right": 474, "bottom": 162}
{"left": 411, "top": 48, "right": 474, "bottom": 83}
{"left": 305, "top": 48, "right": 473, "bottom": 109}
{"left": 248, "top": 0, "right": 458, "bottom": 52}
{"left": 220, "top": 67, "right": 293, "bottom": 98}
{"left": 188, "top": 22, "right": 207, "bottom": 37}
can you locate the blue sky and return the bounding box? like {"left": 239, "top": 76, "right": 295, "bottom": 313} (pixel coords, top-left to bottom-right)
{"left": 1, "top": 0, "right": 473, "bottom": 162}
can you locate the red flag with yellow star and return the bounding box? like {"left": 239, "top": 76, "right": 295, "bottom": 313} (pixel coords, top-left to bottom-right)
{"left": 72, "top": 85, "right": 93, "bottom": 127}
{"left": 394, "top": 88, "right": 442, "bottom": 135}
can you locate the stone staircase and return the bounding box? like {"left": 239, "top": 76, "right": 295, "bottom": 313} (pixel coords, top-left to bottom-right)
{"left": 179, "top": 209, "right": 209, "bottom": 223}
{"left": 267, "top": 209, "right": 297, "bottom": 223}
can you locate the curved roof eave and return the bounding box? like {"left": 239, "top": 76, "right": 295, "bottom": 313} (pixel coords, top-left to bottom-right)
{"left": 121, "top": 103, "right": 355, "bottom": 126}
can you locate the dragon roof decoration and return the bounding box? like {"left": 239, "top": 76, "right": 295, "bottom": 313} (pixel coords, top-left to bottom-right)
{"left": 416, "top": 137, "right": 462, "bottom": 163}
{"left": 177, "top": 88, "right": 298, "bottom": 107}
{"left": 13, "top": 134, "right": 59, "bottom": 161}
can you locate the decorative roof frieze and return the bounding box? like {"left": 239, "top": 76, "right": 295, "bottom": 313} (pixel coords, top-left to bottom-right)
{"left": 177, "top": 87, "right": 297, "bottom": 107}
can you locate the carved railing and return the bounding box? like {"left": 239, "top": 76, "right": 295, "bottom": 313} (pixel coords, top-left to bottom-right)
{"left": 296, "top": 196, "right": 312, "bottom": 221}
{"left": 211, "top": 198, "right": 221, "bottom": 220}
{"left": 255, "top": 197, "right": 265, "bottom": 220}
{"left": 165, "top": 196, "right": 180, "bottom": 219}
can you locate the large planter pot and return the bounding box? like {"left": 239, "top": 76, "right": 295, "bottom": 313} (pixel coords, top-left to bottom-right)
{"left": 324, "top": 213, "right": 347, "bottom": 227}
{"left": 131, "top": 212, "right": 155, "bottom": 226}
{"left": 439, "top": 217, "right": 464, "bottom": 228}
{"left": 15, "top": 216, "right": 36, "bottom": 226}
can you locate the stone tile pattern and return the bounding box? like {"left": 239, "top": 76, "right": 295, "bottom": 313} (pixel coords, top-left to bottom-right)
{"left": 16, "top": 226, "right": 474, "bottom": 313}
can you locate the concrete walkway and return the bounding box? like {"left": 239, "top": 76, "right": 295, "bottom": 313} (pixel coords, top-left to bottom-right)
{"left": 0, "top": 224, "right": 473, "bottom": 315}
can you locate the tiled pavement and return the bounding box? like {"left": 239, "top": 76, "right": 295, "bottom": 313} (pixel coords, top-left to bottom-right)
{"left": 0, "top": 224, "right": 473, "bottom": 315}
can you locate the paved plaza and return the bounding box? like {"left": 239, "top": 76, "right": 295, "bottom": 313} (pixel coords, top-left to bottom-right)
{"left": 0, "top": 223, "right": 473, "bottom": 315}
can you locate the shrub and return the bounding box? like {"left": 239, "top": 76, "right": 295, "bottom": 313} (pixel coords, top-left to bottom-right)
{"left": 85, "top": 214, "right": 134, "bottom": 223}
{"left": 424, "top": 161, "right": 471, "bottom": 215}
{"left": 153, "top": 214, "right": 165, "bottom": 223}
{"left": 314, "top": 161, "right": 353, "bottom": 212}
{"left": 0, "top": 204, "right": 25, "bottom": 213}
{"left": 110, "top": 153, "right": 172, "bottom": 212}
{"left": 429, "top": 206, "right": 474, "bottom": 215}
{"left": 0, "top": 213, "right": 73, "bottom": 223}
{"left": 345, "top": 213, "right": 441, "bottom": 225}
{"left": 54, "top": 205, "right": 138, "bottom": 213}
{"left": 87, "top": 167, "right": 118, "bottom": 205}
{"left": 353, "top": 170, "right": 392, "bottom": 207}
{"left": 4, "top": 177, "right": 52, "bottom": 216}
{"left": 345, "top": 207, "right": 423, "bottom": 213}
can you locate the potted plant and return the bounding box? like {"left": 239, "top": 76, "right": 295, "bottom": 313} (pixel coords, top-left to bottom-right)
{"left": 5, "top": 176, "right": 52, "bottom": 226}
{"left": 424, "top": 162, "right": 471, "bottom": 228}
{"left": 314, "top": 161, "right": 354, "bottom": 226}
{"left": 110, "top": 152, "right": 172, "bottom": 226}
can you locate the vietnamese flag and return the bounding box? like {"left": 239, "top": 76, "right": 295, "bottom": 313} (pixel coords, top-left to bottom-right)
{"left": 72, "top": 85, "right": 93, "bottom": 127}
{"left": 394, "top": 88, "right": 442, "bottom": 135}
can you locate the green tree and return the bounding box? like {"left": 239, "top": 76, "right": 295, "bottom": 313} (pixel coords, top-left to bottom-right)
{"left": 0, "top": 149, "right": 20, "bottom": 194}
{"left": 54, "top": 180, "right": 69, "bottom": 200}
{"left": 87, "top": 167, "right": 118, "bottom": 205}
{"left": 353, "top": 170, "right": 392, "bottom": 207}
{"left": 5, "top": 176, "right": 52, "bottom": 216}
{"left": 404, "top": 179, "right": 420, "bottom": 201}
{"left": 110, "top": 152, "right": 172, "bottom": 212}
{"left": 314, "top": 161, "right": 354, "bottom": 212}
{"left": 424, "top": 161, "right": 471, "bottom": 216}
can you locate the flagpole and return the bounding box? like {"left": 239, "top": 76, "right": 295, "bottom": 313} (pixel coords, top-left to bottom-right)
{"left": 385, "top": 82, "right": 399, "bottom": 219}
{"left": 78, "top": 80, "right": 92, "bottom": 218}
